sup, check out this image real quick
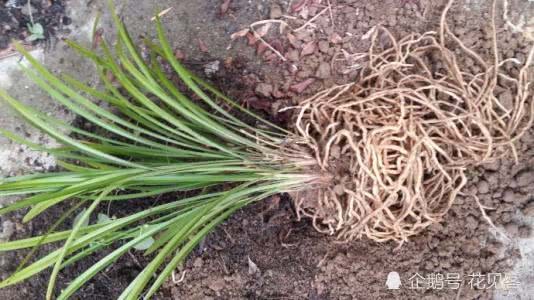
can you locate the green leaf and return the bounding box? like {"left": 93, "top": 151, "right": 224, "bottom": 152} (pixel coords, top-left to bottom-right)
{"left": 28, "top": 34, "right": 45, "bottom": 42}
{"left": 97, "top": 213, "right": 112, "bottom": 224}
{"left": 132, "top": 236, "right": 155, "bottom": 251}
{"left": 73, "top": 208, "right": 90, "bottom": 228}
{"left": 0, "top": 4, "right": 313, "bottom": 298}
{"left": 29, "top": 23, "right": 44, "bottom": 35}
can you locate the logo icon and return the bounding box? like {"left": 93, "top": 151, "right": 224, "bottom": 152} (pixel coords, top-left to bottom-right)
{"left": 386, "top": 271, "right": 402, "bottom": 290}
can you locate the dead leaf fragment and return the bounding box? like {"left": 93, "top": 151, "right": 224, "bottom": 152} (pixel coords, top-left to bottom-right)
{"left": 246, "top": 32, "right": 259, "bottom": 45}
{"left": 301, "top": 41, "right": 316, "bottom": 56}
{"left": 198, "top": 39, "right": 209, "bottom": 53}
{"left": 290, "top": 78, "right": 315, "bottom": 93}
{"left": 248, "top": 256, "right": 260, "bottom": 275}
{"left": 329, "top": 32, "right": 342, "bottom": 44}
{"left": 221, "top": 0, "right": 231, "bottom": 14}
{"left": 287, "top": 33, "right": 299, "bottom": 48}
{"left": 230, "top": 28, "right": 250, "bottom": 40}
{"left": 174, "top": 49, "right": 185, "bottom": 60}
{"left": 92, "top": 28, "right": 104, "bottom": 49}
{"left": 150, "top": 7, "right": 173, "bottom": 21}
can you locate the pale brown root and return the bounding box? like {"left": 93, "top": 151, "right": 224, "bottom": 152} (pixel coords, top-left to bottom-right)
{"left": 291, "top": 0, "right": 534, "bottom": 243}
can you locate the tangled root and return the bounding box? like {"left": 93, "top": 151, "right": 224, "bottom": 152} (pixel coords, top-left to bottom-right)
{"left": 293, "top": 0, "right": 534, "bottom": 244}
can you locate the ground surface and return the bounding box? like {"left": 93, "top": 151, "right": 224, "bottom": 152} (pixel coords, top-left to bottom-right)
{"left": 0, "top": 0, "right": 534, "bottom": 299}
{"left": 0, "top": 0, "right": 69, "bottom": 52}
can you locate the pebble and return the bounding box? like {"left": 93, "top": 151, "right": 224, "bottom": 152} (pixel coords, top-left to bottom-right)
{"left": 291, "top": 78, "right": 315, "bottom": 93}
{"left": 286, "top": 49, "right": 300, "bottom": 61}
{"left": 207, "top": 278, "right": 225, "bottom": 292}
{"left": 248, "top": 256, "right": 260, "bottom": 275}
{"left": 523, "top": 202, "right": 534, "bottom": 217}
{"left": 0, "top": 220, "right": 15, "bottom": 241}
{"left": 315, "top": 61, "right": 331, "bottom": 79}
{"left": 204, "top": 60, "right": 220, "bottom": 77}
{"left": 255, "top": 83, "right": 273, "bottom": 98}
{"left": 301, "top": 41, "right": 316, "bottom": 56}
{"left": 62, "top": 16, "right": 72, "bottom": 26}
{"left": 193, "top": 257, "right": 203, "bottom": 268}
{"left": 504, "top": 223, "right": 519, "bottom": 237}
{"left": 486, "top": 172, "right": 499, "bottom": 186}
{"left": 20, "top": 4, "right": 37, "bottom": 16}
{"left": 270, "top": 3, "right": 283, "bottom": 19}
{"left": 498, "top": 90, "right": 514, "bottom": 111}
{"left": 516, "top": 170, "right": 534, "bottom": 187}
{"left": 477, "top": 180, "right": 490, "bottom": 194}
{"left": 465, "top": 216, "right": 478, "bottom": 230}
{"left": 318, "top": 40, "right": 330, "bottom": 53}
{"left": 295, "top": 30, "right": 313, "bottom": 42}
{"left": 482, "top": 160, "right": 500, "bottom": 171}
{"left": 329, "top": 32, "right": 343, "bottom": 44}
{"left": 503, "top": 189, "right": 516, "bottom": 203}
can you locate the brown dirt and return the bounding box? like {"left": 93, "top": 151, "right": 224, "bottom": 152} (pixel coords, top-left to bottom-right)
{"left": 162, "top": 1, "right": 534, "bottom": 299}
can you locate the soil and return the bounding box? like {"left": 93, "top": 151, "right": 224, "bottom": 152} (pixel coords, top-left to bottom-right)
{"left": 1, "top": 0, "right": 534, "bottom": 299}
{"left": 0, "top": 0, "right": 69, "bottom": 53}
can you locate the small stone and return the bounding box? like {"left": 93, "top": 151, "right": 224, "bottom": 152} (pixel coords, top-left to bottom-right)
{"left": 498, "top": 90, "right": 514, "bottom": 111}
{"left": 477, "top": 180, "right": 490, "bottom": 194}
{"left": 295, "top": 30, "right": 312, "bottom": 42}
{"left": 286, "top": 32, "right": 299, "bottom": 48}
{"left": 255, "top": 83, "right": 273, "bottom": 98}
{"left": 248, "top": 256, "right": 260, "bottom": 275}
{"left": 518, "top": 225, "right": 532, "bottom": 238}
{"left": 208, "top": 277, "right": 225, "bottom": 292}
{"left": 486, "top": 172, "right": 499, "bottom": 186}
{"left": 500, "top": 212, "right": 513, "bottom": 223}
{"left": 286, "top": 49, "right": 300, "bottom": 61}
{"left": 516, "top": 170, "right": 534, "bottom": 187}
{"left": 333, "top": 184, "right": 344, "bottom": 195}
{"left": 504, "top": 223, "right": 519, "bottom": 237}
{"left": 503, "top": 189, "right": 516, "bottom": 202}
{"left": 0, "top": 220, "right": 15, "bottom": 241}
{"left": 482, "top": 161, "right": 501, "bottom": 172}
{"left": 174, "top": 49, "right": 186, "bottom": 60}
{"left": 193, "top": 257, "right": 203, "bottom": 268}
{"left": 21, "top": 4, "right": 37, "bottom": 16}
{"left": 329, "top": 32, "right": 343, "bottom": 44}
{"left": 318, "top": 40, "right": 329, "bottom": 53}
{"left": 465, "top": 216, "right": 478, "bottom": 230}
{"left": 523, "top": 202, "right": 534, "bottom": 217}
{"left": 62, "top": 16, "right": 72, "bottom": 26}
{"left": 301, "top": 41, "right": 316, "bottom": 56}
{"left": 315, "top": 61, "right": 331, "bottom": 79}
{"left": 290, "top": 78, "right": 315, "bottom": 93}
{"left": 204, "top": 60, "right": 220, "bottom": 77}
{"left": 270, "top": 3, "right": 283, "bottom": 19}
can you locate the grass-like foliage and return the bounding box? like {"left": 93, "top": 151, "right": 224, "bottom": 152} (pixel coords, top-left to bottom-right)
{"left": 4, "top": 0, "right": 529, "bottom": 297}
{"left": 0, "top": 6, "right": 315, "bottom": 299}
